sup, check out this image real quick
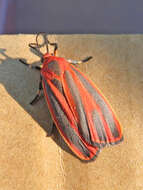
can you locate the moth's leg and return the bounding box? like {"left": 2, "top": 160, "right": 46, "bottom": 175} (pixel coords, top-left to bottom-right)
{"left": 19, "top": 59, "right": 41, "bottom": 70}
{"left": 67, "top": 56, "right": 93, "bottom": 65}
{"left": 30, "top": 75, "right": 43, "bottom": 105}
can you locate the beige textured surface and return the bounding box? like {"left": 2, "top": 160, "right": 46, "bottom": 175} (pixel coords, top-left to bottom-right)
{"left": 0, "top": 34, "right": 143, "bottom": 190}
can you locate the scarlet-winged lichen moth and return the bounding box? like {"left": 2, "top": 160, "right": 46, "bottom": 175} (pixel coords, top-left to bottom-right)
{"left": 19, "top": 33, "right": 123, "bottom": 161}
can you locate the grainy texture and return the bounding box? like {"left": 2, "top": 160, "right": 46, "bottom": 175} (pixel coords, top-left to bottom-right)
{"left": 0, "top": 34, "right": 143, "bottom": 190}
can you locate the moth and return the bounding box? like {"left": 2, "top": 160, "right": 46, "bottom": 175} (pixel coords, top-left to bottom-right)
{"left": 20, "top": 33, "right": 123, "bottom": 161}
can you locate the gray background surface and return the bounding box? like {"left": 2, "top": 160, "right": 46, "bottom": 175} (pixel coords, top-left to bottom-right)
{"left": 1, "top": 0, "right": 143, "bottom": 34}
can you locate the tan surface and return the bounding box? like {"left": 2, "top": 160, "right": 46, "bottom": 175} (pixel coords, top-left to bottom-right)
{"left": 0, "top": 34, "right": 143, "bottom": 190}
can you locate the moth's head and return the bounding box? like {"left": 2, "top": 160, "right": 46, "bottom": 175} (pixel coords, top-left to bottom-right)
{"left": 28, "top": 33, "right": 58, "bottom": 63}
{"left": 42, "top": 52, "right": 53, "bottom": 61}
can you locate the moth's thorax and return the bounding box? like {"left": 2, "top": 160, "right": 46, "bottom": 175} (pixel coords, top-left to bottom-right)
{"left": 41, "top": 54, "right": 70, "bottom": 80}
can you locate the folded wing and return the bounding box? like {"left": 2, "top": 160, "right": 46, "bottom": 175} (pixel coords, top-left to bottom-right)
{"left": 42, "top": 60, "right": 123, "bottom": 161}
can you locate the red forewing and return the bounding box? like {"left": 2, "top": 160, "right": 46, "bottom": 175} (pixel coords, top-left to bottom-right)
{"left": 41, "top": 56, "right": 123, "bottom": 161}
